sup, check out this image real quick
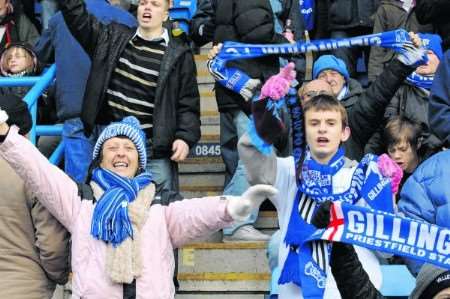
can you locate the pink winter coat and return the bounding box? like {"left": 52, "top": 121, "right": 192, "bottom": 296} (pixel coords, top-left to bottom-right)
{"left": 0, "top": 126, "right": 234, "bottom": 299}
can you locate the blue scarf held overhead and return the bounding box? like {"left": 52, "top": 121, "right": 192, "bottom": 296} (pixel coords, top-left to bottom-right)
{"left": 90, "top": 168, "right": 153, "bottom": 247}
{"left": 208, "top": 29, "right": 423, "bottom": 96}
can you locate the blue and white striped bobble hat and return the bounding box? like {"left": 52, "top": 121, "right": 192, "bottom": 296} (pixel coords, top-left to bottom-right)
{"left": 92, "top": 116, "right": 147, "bottom": 170}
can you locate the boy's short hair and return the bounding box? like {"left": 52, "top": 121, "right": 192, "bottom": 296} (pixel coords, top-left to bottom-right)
{"left": 302, "top": 94, "right": 348, "bottom": 128}
{"left": 383, "top": 116, "right": 422, "bottom": 151}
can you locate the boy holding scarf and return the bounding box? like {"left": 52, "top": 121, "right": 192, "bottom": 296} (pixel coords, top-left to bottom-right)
{"left": 237, "top": 63, "right": 402, "bottom": 298}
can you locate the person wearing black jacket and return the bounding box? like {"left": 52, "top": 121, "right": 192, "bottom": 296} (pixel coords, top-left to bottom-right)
{"left": 415, "top": 0, "right": 450, "bottom": 51}
{"left": 58, "top": 0, "right": 200, "bottom": 193}
{"left": 191, "top": 0, "right": 292, "bottom": 241}
{"left": 327, "top": 0, "right": 379, "bottom": 78}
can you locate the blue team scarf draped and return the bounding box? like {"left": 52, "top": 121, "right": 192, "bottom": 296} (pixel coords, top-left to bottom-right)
{"left": 90, "top": 168, "right": 153, "bottom": 247}
{"left": 208, "top": 29, "right": 422, "bottom": 96}
{"left": 300, "top": 0, "right": 314, "bottom": 31}
{"left": 278, "top": 147, "right": 395, "bottom": 292}
{"left": 406, "top": 72, "right": 434, "bottom": 89}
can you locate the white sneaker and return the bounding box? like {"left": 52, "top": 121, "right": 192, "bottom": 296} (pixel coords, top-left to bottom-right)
{"left": 223, "top": 225, "right": 271, "bottom": 242}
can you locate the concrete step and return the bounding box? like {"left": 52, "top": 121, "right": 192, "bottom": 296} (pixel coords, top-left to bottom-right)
{"left": 195, "top": 53, "right": 215, "bottom": 84}
{"left": 199, "top": 84, "right": 218, "bottom": 115}
{"left": 198, "top": 43, "right": 213, "bottom": 54}
{"left": 177, "top": 272, "right": 270, "bottom": 292}
{"left": 179, "top": 172, "right": 225, "bottom": 198}
{"left": 179, "top": 157, "right": 225, "bottom": 173}
{"left": 201, "top": 124, "right": 219, "bottom": 137}
{"left": 178, "top": 242, "right": 270, "bottom": 292}
{"left": 254, "top": 211, "right": 278, "bottom": 230}
{"left": 179, "top": 172, "right": 224, "bottom": 188}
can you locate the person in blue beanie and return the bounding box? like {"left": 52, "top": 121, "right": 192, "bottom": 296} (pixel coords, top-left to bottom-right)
{"left": 312, "top": 43, "right": 424, "bottom": 161}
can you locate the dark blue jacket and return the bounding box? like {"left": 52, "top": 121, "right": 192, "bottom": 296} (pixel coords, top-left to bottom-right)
{"left": 398, "top": 149, "right": 450, "bottom": 275}
{"left": 34, "top": 0, "right": 136, "bottom": 121}
{"left": 429, "top": 49, "right": 450, "bottom": 146}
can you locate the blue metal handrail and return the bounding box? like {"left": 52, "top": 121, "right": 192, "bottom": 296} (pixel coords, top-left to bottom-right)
{"left": 0, "top": 64, "right": 64, "bottom": 164}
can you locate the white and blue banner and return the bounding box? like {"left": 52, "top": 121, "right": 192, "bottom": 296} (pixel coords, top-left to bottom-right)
{"left": 307, "top": 202, "right": 450, "bottom": 270}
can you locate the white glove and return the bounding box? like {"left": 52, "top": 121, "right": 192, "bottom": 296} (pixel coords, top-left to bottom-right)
{"left": 226, "top": 184, "right": 278, "bottom": 222}
{"left": 0, "top": 108, "right": 8, "bottom": 124}
{"left": 396, "top": 42, "right": 428, "bottom": 66}
{"left": 240, "top": 78, "right": 261, "bottom": 101}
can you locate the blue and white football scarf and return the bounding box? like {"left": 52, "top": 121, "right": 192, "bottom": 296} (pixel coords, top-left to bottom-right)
{"left": 208, "top": 29, "right": 420, "bottom": 96}
{"left": 306, "top": 201, "right": 450, "bottom": 273}
{"left": 406, "top": 71, "right": 434, "bottom": 89}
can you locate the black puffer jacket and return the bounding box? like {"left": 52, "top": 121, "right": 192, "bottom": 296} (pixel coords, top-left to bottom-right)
{"left": 342, "top": 59, "right": 415, "bottom": 160}
{"left": 415, "top": 0, "right": 450, "bottom": 51}
{"left": 365, "top": 83, "right": 444, "bottom": 158}
{"left": 192, "top": 0, "right": 288, "bottom": 114}
{"left": 327, "top": 0, "right": 379, "bottom": 30}
{"left": 60, "top": 0, "right": 200, "bottom": 159}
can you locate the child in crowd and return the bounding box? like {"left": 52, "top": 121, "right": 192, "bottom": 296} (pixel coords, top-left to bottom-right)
{"left": 0, "top": 42, "right": 40, "bottom": 95}
{"left": 237, "top": 63, "right": 399, "bottom": 298}
{"left": 383, "top": 116, "right": 422, "bottom": 200}
{"left": 0, "top": 112, "right": 276, "bottom": 298}
{"left": 0, "top": 42, "right": 58, "bottom": 157}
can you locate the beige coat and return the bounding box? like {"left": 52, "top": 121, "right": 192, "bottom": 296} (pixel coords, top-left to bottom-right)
{"left": 0, "top": 158, "right": 70, "bottom": 299}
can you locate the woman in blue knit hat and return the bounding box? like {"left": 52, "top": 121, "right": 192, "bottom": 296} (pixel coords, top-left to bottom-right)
{"left": 0, "top": 113, "right": 277, "bottom": 299}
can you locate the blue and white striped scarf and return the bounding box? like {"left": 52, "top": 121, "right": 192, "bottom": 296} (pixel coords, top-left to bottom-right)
{"left": 208, "top": 29, "right": 424, "bottom": 96}
{"left": 407, "top": 72, "right": 434, "bottom": 89}
{"left": 90, "top": 168, "right": 152, "bottom": 246}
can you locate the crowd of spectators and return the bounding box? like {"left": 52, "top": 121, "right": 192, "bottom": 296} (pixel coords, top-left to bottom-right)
{"left": 0, "top": 0, "right": 449, "bottom": 298}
